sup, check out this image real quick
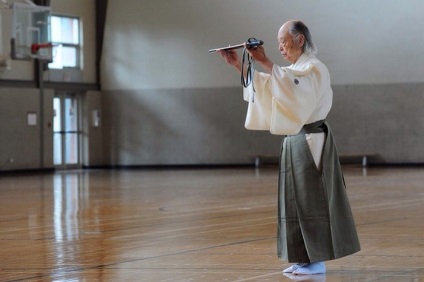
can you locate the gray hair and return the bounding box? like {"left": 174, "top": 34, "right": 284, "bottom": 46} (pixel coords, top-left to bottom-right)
{"left": 288, "top": 21, "right": 317, "bottom": 55}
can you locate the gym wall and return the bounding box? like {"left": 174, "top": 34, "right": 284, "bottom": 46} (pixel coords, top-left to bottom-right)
{"left": 101, "top": 0, "right": 424, "bottom": 165}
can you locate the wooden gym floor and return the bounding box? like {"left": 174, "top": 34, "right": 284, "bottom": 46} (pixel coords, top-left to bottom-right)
{"left": 0, "top": 166, "right": 423, "bottom": 282}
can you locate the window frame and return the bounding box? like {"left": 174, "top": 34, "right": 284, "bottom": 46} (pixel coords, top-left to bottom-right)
{"left": 49, "top": 14, "right": 82, "bottom": 70}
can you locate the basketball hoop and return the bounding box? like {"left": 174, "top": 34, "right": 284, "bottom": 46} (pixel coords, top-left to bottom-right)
{"left": 30, "top": 42, "right": 54, "bottom": 61}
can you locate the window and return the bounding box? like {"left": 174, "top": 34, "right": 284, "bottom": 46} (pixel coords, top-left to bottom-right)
{"left": 49, "top": 15, "right": 81, "bottom": 69}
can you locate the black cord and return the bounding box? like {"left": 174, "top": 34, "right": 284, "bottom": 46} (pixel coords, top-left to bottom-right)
{"left": 241, "top": 39, "right": 256, "bottom": 88}
{"left": 240, "top": 47, "right": 255, "bottom": 88}
{"left": 241, "top": 38, "right": 262, "bottom": 101}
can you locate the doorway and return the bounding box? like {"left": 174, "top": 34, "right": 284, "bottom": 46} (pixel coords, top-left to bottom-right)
{"left": 53, "top": 92, "right": 81, "bottom": 169}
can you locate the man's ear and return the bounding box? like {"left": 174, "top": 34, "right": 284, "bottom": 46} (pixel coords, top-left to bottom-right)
{"left": 298, "top": 34, "right": 305, "bottom": 48}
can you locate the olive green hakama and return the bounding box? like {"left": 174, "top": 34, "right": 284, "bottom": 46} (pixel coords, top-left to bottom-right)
{"left": 277, "top": 121, "right": 361, "bottom": 263}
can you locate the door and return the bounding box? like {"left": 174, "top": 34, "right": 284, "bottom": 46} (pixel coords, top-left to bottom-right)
{"left": 53, "top": 93, "right": 81, "bottom": 169}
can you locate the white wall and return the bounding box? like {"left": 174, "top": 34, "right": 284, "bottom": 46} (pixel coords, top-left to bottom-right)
{"left": 102, "top": 0, "right": 424, "bottom": 90}
{"left": 100, "top": 0, "right": 424, "bottom": 166}
{"left": 0, "top": 88, "right": 54, "bottom": 170}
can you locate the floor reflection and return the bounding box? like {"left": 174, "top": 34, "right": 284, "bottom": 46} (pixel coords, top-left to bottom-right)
{"left": 0, "top": 167, "right": 422, "bottom": 281}
{"left": 283, "top": 273, "right": 326, "bottom": 282}
{"left": 53, "top": 172, "right": 90, "bottom": 241}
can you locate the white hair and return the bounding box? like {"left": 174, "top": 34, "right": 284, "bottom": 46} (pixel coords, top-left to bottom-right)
{"left": 288, "top": 21, "right": 317, "bottom": 55}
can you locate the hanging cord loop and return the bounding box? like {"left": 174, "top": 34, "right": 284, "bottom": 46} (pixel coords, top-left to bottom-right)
{"left": 208, "top": 38, "right": 263, "bottom": 100}
{"left": 240, "top": 38, "right": 263, "bottom": 101}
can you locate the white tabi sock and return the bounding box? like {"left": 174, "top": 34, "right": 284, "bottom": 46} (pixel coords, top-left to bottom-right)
{"left": 283, "top": 263, "right": 308, "bottom": 273}
{"left": 292, "top": 262, "right": 326, "bottom": 275}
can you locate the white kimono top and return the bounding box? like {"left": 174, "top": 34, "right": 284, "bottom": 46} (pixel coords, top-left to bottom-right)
{"left": 243, "top": 53, "right": 333, "bottom": 135}
{"left": 243, "top": 53, "right": 333, "bottom": 168}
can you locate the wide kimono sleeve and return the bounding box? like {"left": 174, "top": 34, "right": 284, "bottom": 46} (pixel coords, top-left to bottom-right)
{"left": 242, "top": 71, "right": 273, "bottom": 131}
{"left": 242, "top": 63, "right": 319, "bottom": 135}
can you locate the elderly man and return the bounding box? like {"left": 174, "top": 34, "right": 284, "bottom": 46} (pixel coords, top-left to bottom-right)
{"left": 218, "top": 20, "right": 360, "bottom": 275}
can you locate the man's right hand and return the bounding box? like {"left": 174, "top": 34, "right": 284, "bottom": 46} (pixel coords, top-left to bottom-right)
{"left": 218, "top": 49, "right": 242, "bottom": 73}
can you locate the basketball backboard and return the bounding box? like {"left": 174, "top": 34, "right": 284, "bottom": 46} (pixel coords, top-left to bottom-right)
{"left": 10, "top": 2, "right": 51, "bottom": 60}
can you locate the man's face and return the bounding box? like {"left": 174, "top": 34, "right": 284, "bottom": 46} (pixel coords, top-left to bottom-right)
{"left": 278, "top": 26, "right": 303, "bottom": 64}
